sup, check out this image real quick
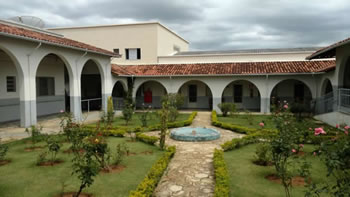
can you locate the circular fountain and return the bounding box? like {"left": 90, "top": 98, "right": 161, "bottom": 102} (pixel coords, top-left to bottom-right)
{"left": 170, "top": 127, "right": 220, "bottom": 142}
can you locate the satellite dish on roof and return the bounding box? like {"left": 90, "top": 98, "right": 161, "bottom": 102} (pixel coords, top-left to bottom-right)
{"left": 8, "top": 16, "right": 45, "bottom": 28}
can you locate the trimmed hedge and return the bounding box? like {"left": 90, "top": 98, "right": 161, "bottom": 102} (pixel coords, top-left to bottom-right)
{"left": 221, "top": 130, "right": 277, "bottom": 151}
{"left": 129, "top": 146, "right": 176, "bottom": 197}
{"left": 136, "top": 133, "right": 159, "bottom": 145}
{"left": 213, "top": 149, "right": 230, "bottom": 197}
{"left": 144, "top": 111, "right": 198, "bottom": 131}
{"left": 211, "top": 110, "right": 275, "bottom": 135}
{"left": 212, "top": 110, "right": 277, "bottom": 151}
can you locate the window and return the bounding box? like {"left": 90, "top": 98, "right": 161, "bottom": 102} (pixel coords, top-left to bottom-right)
{"left": 234, "top": 85, "right": 243, "bottom": 103}
{"left": 125, "top": 48, "right": 141, "bottom": 60}
{"left": 6, "top": 76, "right": 16, "bottom": 92}
{"left": 36, "top": 77, "right": 55, "bottom": 96}
{"left": 113, "top": 48, "right": 120, "bottom": 54}
{"left": 189, "top": 85, "right": 197, "bottom": 103}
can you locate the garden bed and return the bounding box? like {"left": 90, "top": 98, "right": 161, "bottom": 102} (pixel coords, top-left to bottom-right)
{"left": 223, "top": 144, "right": 330, "bottom": 197}
{"left": 0, "top": 137, "right": 164, "bottom": 197}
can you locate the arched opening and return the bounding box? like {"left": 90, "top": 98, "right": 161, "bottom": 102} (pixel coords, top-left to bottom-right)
{"left": 0, "top": 49, "right": 21, "bottom": 124}
{"left": 35, "top": 53, "right": 71, "bottom": 117}
{"left": 135, "top": 81, "right": 167, "bottom": 109}
{"left": 322, "top": 79, "right": 333, "bottom": 96}
{"left": 112, "top": 81, "right": 126, "bottom": 110}
{"left": 222, "top": 80, "right": 261, "bottom": 112}
{"left": 81, "top": 60, "right": 102, "bottom": 111}
{"left": 177, "top": 80, "right": 213, "bottom": 110}
{"left": 270, "top": 79, "right": 312, "bottom": 112}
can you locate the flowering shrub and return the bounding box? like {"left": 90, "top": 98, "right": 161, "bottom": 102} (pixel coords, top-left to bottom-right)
{"left": 270, "top": 101, "right": 304, "bottom": 197}
{"left": 307, "top": 125, "right": 350, "bottom": 196}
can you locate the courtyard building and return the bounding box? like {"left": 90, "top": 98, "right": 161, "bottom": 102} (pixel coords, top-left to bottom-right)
{"left": 0, "top": 19, "right": 349, "bottom": 128}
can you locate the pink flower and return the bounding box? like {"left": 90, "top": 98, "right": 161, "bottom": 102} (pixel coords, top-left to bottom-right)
{"left": 283, "top": 104, "right": 288, "bottom": 109}
{"left": 292, "top": 149, "right": 297, "bottom": 153}
{"left": 345, "top": 131, "right": 349, "bottom": 135}
{"left": 60, "top": 110, "right": 64, "bottom": 113}
{"left": 299, "top": 144, "right": 304, "bottom": 148}
{"left": 259, "top": 122, "right": 264, "bottom": 127}
{"left": 345, "top": 125, "right": 350, "bottom": 130}
{"left": 313, "top": 152, "right": 317, "bottom": 156}
{"left": 314, "top": 127, "right": 326, "bottom": 136}
{"left": 336, "top": 124, "right": 339, "bottom": 129}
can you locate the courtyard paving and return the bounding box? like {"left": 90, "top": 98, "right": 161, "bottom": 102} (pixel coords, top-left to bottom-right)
{"left": 147, "top": 112, "right": 244, "bottom": 197}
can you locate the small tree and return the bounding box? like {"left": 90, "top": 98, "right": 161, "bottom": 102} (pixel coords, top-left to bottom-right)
{"left": 218, "top": 103, "right": 236, "bottom": 117}
{"left": 270, "top": 102, "right": 302, "bottom": 197}
{"left": 106, "top": 96, "right": 115, "bottom": 127}
{"left": 46, "top": 135, "right": 61, "bottom": 162}
{"left": 25, "top": 125, "right": 43, "bottom": 147}
{"left": 139, "top": 104, "right": 151, "bottom": 127}
{"left": 159, "top": 97, "right": 169, "bottom": 150}
{"left": 165, "top": 93, "right": 184, "bottom": 122}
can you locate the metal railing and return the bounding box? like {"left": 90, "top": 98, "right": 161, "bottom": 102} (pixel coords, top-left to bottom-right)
{"left": 314, "top": 88, "right": 350, "bottom": 115}
{"left": 81, "top": 98, "right": 102, "bottom": 112}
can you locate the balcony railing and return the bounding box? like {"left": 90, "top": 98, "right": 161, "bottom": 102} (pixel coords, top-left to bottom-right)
{"left": 314, "top": 88, "right": 350, "bottom": 115}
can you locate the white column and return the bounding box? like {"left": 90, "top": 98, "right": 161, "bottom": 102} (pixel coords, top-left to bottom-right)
{"left": 20, "top": 68, "right": 37, "bottom": 127}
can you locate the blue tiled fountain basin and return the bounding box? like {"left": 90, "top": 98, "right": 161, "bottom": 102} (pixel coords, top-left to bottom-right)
{"left": 170, "top": 127, "right": 220, "bottom": 142}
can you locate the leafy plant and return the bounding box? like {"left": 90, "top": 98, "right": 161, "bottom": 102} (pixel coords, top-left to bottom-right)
{"left": 270, "top": 102, "right": 303, "bottom": 197}
{"left": 85, "top": 133, "right": 111, "bottom": 170}
{"left": 107, "top": 96, "right": 115, "bottom": 127}
{"left": 254, "top": 143, "right": 272, "bottom": 166}
{"left": 113, "top": 143, "right": 128, "bottom": 166}
{"left": 25, "top": 125, "right": 43, "bottom": 146}
{"left": 164, "top": 93, "right": 184, "bottom": 122}
{"left": 306, "top": 125, "right": 350, "bottom": 196}
{"left": 218, "top": 103, "right": 236, "bottom": 117}
{"left": 139, "top": 104, "right": 152, "bottom": 127}
{"left": 0, "top": 138, "right": 9, "bottom": 161}
{"left": 45, "top": 136, "right": 61, "bottom": 162}
{"left": 122, "top": 102, "right": 134, "bottom": 126}
{"left": 36, "top": 152, "right": 47, "bottom": 165}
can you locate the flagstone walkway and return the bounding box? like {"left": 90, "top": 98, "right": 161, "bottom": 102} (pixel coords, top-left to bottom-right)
{"left": 148, "top": 112, "right": 244, "bottom": 197}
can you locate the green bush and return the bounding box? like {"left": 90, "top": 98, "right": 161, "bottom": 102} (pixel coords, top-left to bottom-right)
{"left": 254, "top": 143, "right": 273, "bottom": 166}
{"left": 213, "top": 149, "right": 230, "bottom": 197}
{"left": 129, "top": 146, "right": 176, "bottom": 197}
{"left": 221, "top": 130, "right": 277, "bottom": 151}
{"left": 211, "top": 110, "right": 276, "bottom": 135}
{"left": 136, "top": 133, "right": 159, "bottom": 145}
{"left": 218, "top": 103, "right": 236, "bottom": 117}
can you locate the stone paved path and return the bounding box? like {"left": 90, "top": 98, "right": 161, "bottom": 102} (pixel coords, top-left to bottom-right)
{"left": 149, "top": 112, "right": 244, "bottom": 197}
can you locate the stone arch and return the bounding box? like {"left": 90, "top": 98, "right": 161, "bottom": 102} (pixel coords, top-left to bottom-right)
{"left": 321, "top": 78, "right": 333, "bottom": 96}
{"left": 135, "top": 80, "right": 168, "bottom": 109}
{"left": 112, "top": 80, "right": 127, "bottom": 110}
{"left": 0, "top": 45, "right": 25, "bottom": 125}
{"left": 177, "top": 80, "right": 213, "bottom": 110}
{"left": 80, "top": 59, "right": 103, "bottom": 111}
{"left": 270, "top": 79, "right": 313, "bottom": 112}
{"left": 221, "top": 80, "right": 261, "bottom": 111}
{"left": 35, "top": 53, "right": 72, "bottom": 117}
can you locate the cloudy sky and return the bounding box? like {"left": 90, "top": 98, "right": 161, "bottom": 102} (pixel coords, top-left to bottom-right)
{"left": 1, "top": 0, "right": 350, "bottom": 50}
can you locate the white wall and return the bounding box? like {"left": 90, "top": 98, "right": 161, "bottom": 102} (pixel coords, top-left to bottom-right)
{"left": 157, "top": 25, "right": 189, "bottom": 56}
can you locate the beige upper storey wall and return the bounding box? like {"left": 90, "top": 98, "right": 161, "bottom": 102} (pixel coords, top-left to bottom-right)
{"left": 156, "top": 25, "right": 189, "bottom": 56}
{"left": 49, "top": 22, "right": 189, "bottom": 65}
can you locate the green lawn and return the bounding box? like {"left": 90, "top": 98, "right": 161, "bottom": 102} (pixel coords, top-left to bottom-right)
{"left": 109, "top": 112, "right": 190, "bottom": 128}
{"left": 218, "top": 114, "right": 336, "bottom": 131}
{"left": 0, "top": 137, "right": 163, "bottom": 197}
{"left": 224, "top": 144, "right": 331, "bottom": 197}
{"left": 218, "top": 114, "right": 276, "bottom": 129}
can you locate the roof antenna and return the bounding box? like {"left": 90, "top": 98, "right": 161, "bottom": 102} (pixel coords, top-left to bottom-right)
{"left": 8, "top": 16, "right": 45, "bottom": 29}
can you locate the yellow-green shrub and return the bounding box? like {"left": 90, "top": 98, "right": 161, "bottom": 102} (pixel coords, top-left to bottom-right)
{"left": 129, "top": 146, "right": 176, "bottom": 197}
{"left": 213, "top": 149, "right": 230, "bottom": 197}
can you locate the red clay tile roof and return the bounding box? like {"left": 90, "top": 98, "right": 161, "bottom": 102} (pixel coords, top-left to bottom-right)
{"left": 0, "top": 22, "right": 116, "bottom": 56}
{"left": 306, "top": 37, "right": 350, "bottom": 60}
{"left": 111, "top": 60, "right": 335, "bottom": 76}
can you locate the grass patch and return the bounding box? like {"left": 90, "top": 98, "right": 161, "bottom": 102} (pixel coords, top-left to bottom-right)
{"left": 0, "top": 137, "right": 163, "bottom": 197}
{"left": 223, "top": 144, "right": 331, "bottom": 197}
{"left": 109, "top": 112, "right": 190, "bottom": 128}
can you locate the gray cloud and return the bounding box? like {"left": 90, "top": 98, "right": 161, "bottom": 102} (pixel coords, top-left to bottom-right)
{"left": 0, "top": 0, "right": 349, "bottom": 50}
